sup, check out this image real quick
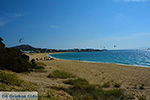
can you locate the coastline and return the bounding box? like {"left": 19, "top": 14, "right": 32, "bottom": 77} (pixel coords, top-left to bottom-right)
{"left": 25, "top": 53, "right": 150, "bottom": 99}
{"left": 27, "top": 52, "right": 150, "bottom": 68}
{"left": 49, "top": 52, "right": 150, "bottom": 68}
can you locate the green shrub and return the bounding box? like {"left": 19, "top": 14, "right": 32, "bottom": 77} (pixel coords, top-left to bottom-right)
{"left": 64, "top": 84, "right": 103, "bottom": 100}
{"left": 113, "top": 82, "right": 121, "bottom": 88}
{"left": 0, "top": 37, "right": 45, "bottom": 73}
{"left": 62, "top": 78, "right": 126, "bottom": 100}
{"left": 36, "top": 62, "right": 47, "bottom": 67}
{"left": 101, "top": 82, "right": 110, "bottom": 88}
{"left": 63, "top": 85, "right": 125, "bottom": 100}
{"left": 104, "top": 89, "right": 123, "bottom": 97}
{"left": 19, "top": 81, "right": 37, "bottom": 91}
{"left": 0, "top": 71, "right": 37, "bottom": 91}
{"left": 0, "top": 71, "right": 23, "bottom": 86}
{"left": 64, "top": 78, "right": 89, "bottom": 87}
{"left": 0, "top": 47, "right": 33, "bottom": 72}
{"left": 0, "top": 84, "right": 13, "bottom": 91}
{"left": 38, "top": 90, "right": 60, "bottom": 100}
{"left": 48, "top": 70, "right": 76, "bottom": 79}
{"left": 31, "top": 61, "right": 45, "bottom": 72}
{"left": 139, "top": 84, "right": 145, "bottom": 90}
{"left": 133, "top": 84, "right": 145, "bottom": 90}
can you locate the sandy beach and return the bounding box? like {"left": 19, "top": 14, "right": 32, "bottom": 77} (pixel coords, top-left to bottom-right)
{"left": 23, "top": 53, "right": 150, "bottom": 99}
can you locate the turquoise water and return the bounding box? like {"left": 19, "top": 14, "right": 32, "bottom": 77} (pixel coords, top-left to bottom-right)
{"left": 50, "top": 50, "right": 150, "bottom": 67}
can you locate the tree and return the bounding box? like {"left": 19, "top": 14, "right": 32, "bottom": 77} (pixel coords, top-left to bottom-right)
{"left": 0, "top": 37, "right": 5, "bottom": 48}
{"left": 0, "top": 37, "right": 32, "bottom": 72}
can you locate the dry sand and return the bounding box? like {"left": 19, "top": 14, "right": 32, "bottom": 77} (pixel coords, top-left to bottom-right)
{"left": 24, "top": 53, "right": 150, "bottom": 99}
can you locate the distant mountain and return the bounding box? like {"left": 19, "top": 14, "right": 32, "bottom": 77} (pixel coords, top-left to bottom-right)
{"left": 13, "top": 45, "right": 36, "bottom": 51}
{"left": 12, "top": 44, "right": 50, "bottom": 53}
{"left": 13, "top": 44, "right": 107, "bottom": 53}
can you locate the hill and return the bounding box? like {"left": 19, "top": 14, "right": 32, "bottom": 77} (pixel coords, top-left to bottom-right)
{"left": 13, "top": 44, "right": 106, "bottom": 53}
{"left": 13, "top": 44, "right": 36, "bottom": 51}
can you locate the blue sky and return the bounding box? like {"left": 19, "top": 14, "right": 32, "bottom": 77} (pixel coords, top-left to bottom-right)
{"left": 0, "top": 0, "right": 150, "bottom": 49}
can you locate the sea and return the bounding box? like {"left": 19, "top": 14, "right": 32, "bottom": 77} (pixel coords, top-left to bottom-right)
{"left": 50, "top": 50, "right": 150, "bottom": 67}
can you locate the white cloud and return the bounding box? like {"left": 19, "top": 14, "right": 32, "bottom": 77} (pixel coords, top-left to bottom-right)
{"left": 11, "top": 13, "right": 22, "bottom": 18}
{"left": 81, "top": 32, "right": 150, "bottom": 49}
{"left": 0, "top": 19, "right": 10, "bottom": 27}
{"left": 0, "top": 12, "right": 23, "bottom": 27}
{"left": 49, "top": 25, "right": 60, "bottom": 29}
{"left": 114, "top": 0, "right": 149, "bottom": 2}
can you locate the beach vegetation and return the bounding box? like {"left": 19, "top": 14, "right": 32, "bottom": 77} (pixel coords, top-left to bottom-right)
{"left": 0, "top": 70, "right": 37, "bottom": 91}
{"left": 63, "top": 78, "right": 89, "bottom": 87}
{"left": 63, "top": 84, "right": 126, "bottom": 100}
{"left": 134, "top": 84, "right": 145, "bottom": 90}
{"left": 38, "top": 90, "right": 60, "bottom": 100}
{"left": 137, "top": 95, "right": 147, "bottom": 100}
{"left": 101, "top": 82, "right": 110, "bottom": 88}
{"left": 0, "top": 37, "right": 45, "bottom": 73}
{"left": 48, "top": 70, "right": 76, "bottom": 79}
{"left": 36, "top": 62, "right": 47, "bottom": 67}
{"left": 38, "top": 97, "right": 59, "bottom": 100}
{"left": 125, "top": 94, "right": 135, "bottom": 99}
{"left": 139, "top": 84, "right": 145, "bottom": 90}
{"left": 0, "top": 83, "right": 14, "bottom": 91}
{"left": 31, "top": 59, "right": 45, "bottom": 72}
{"left": 0, "top": 71, "right": 23, "bottom": 86}
{"left": 62, "top": 78, "right": 127, "bottom": 100}
{"left": 113, "top": 82, "right": 121, "bottom": 88}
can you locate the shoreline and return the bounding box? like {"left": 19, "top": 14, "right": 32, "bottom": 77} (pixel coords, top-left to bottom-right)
{"left": 26, "top": 53, "right": 150, "bottom": 99}
{"left": 49, "top": 52, "right": 150, "bottom": 68}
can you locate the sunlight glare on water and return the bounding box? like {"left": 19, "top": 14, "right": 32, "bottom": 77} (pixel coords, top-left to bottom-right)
{"left": 50, "top": 50, "right": 150, "bottom": 67}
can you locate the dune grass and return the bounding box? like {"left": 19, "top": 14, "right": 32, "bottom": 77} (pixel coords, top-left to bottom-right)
{"left": 101, "top": 82, "right": 110, "bottom": 88}
{"left": 62, "top": 78, "right": 127, "bottom": 100}
{"left": 63, "top": 78, "right": 89, "bottom": 87}
{"left": 38, "top": 90, "right": 61, "bottom": 100}
{"left": 113, "top": 82, "right": 121, "bottom": 88}
{"left": 47, "top": 70, "right": 128, "bottom": 100}
{"left": 48, "top": 70, "right": 76, "bottom": 79}
{"left": 0, "top": 70, "right": 37, "bottom": 91}
{"left": 36, "top": 62, "right": 47, "bottom": 67}
{"left": 0, "top": 71, "right": 23, "bottom": 86}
